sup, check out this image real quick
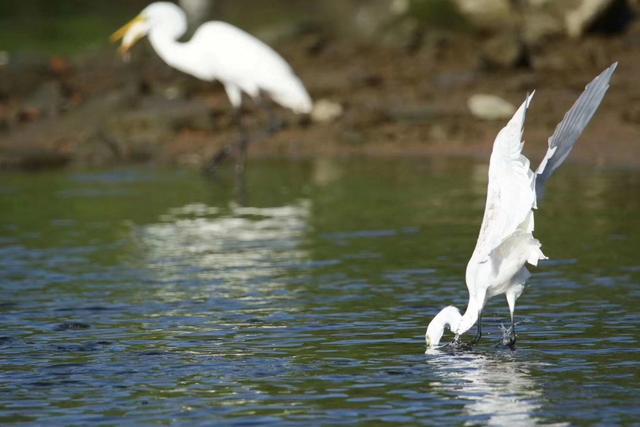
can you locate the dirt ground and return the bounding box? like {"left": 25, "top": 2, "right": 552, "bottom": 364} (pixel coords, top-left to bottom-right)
{"left": 1, "top": 21, "right": 639, "bottom": 172}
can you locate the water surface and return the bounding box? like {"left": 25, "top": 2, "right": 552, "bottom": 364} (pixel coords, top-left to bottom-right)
{"left": 1, "top": 159, "right": 639, "bottom": 425}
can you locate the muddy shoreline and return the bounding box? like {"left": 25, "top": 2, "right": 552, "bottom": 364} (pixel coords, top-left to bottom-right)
{"left": 1, "top": 24, "right": 639, "bottom": 172}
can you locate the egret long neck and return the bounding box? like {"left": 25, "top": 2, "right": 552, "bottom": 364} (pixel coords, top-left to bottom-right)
{"left": 456, "top": 295, "right": 484, "bottom": 335}
{"left": 435, "top": 307, "right": 462, "bottom": 332}
{"left": 148, "top": 31, "right": 204, "bottom": 80}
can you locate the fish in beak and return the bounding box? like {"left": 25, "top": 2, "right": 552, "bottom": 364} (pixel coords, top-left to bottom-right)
{"left": 111, "top": 15, "right": 148, "bottom": 60}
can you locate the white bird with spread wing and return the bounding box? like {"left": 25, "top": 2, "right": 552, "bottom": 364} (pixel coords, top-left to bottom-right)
{"left": 426, "top": 63, "right": 618, "bottom": 350}
{"left": 111, "top": 2, "right": 313, "bottom": 171}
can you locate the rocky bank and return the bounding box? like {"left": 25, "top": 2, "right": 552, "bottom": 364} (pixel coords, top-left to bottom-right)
{"left": 0, "top": 0, "right": 639, "bottom": 171}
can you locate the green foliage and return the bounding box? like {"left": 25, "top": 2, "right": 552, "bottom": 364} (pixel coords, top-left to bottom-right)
{"left": 408, "top": 0, "right": 468, "bottom": 30}
{"left": 0, "top": 1, "right": 145, "bottom": 54}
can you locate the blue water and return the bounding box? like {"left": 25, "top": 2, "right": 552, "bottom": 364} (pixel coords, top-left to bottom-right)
{"left": 1, "top": 159, "right": 639, "bottom": 425}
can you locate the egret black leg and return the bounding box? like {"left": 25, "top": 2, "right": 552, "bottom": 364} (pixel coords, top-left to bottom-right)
{"left": 266, "top": 105, "right": 284, "bottom": 135}
{"left": 234, "top": 134, "right": 248, "bottom": 179}
{"left": 231, "top": 108, "right": 249, "bottom": 205}
{"left": 204, "top": 108, "right": 250, "bottom": 175}
{"left": 256, "top": 96, "right": 283, "bottom": 135}
{"left": 206, "top": 146, "right": 232, "bottom": 173}
{"left": 472, "top": 314, "right": 482, "bottom": 344}
{"left": 233, "top": 157, "right": 248, "bottom": 206}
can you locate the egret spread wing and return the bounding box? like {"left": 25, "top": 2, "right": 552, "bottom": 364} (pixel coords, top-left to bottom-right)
{"left": 470, "top": 93, "right": 537, "bottom": 266}
{"left": 535, "top": 63, "right": 618, "bottom": 202}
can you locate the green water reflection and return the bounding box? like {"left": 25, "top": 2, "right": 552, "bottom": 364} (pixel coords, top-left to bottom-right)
{"left": 0, "top": 159, "right": 639, "bottom": 425}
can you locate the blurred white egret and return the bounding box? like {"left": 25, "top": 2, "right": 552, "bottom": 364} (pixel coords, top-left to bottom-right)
{"left": 111, "top": 2, "right": 313, "bottom": 170}
{"left": 425, "top": 63, "right": 617, "bottom": 350}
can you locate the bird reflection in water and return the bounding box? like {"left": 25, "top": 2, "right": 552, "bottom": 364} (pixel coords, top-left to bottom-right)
{"left": 135, "top": 200, "right": 311, "bottom": 301}
{"left": 426, "top": 350, "right": 548, "bottom": 426}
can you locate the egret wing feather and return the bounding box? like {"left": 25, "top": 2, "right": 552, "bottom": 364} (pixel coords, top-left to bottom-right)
{"left": 535, "top": 63, "right": 617, "bottom": 202}
{"left": 469, "top": 93, "right": 537, "bottom": 271}
{"left": 428, "top": 65, "right": 617, "bottom": 346}
{"left": 189, "top": 22, "right": 312, "bottom": 112}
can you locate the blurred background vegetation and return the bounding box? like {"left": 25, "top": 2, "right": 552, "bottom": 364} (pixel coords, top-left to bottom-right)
{"left": 0, "top": 0, "right": 637, "bottom": 171}
{"left": 0, "top": 0, "right": 634, "bottom": 55}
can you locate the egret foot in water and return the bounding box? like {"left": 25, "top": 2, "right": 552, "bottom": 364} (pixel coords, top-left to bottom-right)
{"left": 445, "top": 334, "right": 474, "bottom": 351}
{"left": 499, "top": 323, "right": 517, "bottom": 350}
{"left": 451, "top": 334, "right": 462, "bottom": 348}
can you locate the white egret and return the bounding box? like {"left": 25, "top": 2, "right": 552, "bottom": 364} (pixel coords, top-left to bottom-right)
{"left": 111, "top": 2, "right": 313, "bottom": 171}
{"left": 425, "top": 63, "right": 618, "bottom": 350}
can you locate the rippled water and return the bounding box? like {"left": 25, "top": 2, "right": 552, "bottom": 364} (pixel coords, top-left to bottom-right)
{"left": 1, "top": 159, "right": 639, "bottom": 425}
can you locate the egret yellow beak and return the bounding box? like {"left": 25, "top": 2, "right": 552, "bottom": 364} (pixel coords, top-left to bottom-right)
{"left": 110, "top": 15, "right": 147, "bottom": 57}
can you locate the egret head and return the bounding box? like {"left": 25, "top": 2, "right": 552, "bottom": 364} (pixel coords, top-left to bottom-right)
{"left": 111, "top": 2, "right": 187, "bottom": 58}
{"left": 425, "top": 306, "right": 461, "bottom": 348}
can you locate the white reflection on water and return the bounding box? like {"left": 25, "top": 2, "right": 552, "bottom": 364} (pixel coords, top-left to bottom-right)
{"left": 427, "top": 351, "right": 561, "bottom": 427}
{"left": 135, "top": 200, "right": 311, "bottom": 292}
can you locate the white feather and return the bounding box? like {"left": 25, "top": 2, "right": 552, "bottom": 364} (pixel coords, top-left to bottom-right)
{"left": 436, "top": 64, "right": 617, "bottom": 343}
{"left": 120, "top": 2, "right": 313, "bottom": 114}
